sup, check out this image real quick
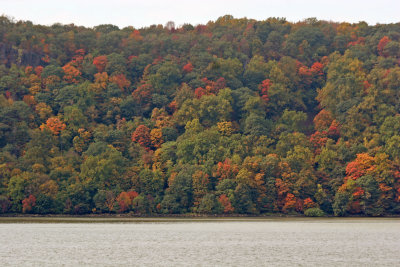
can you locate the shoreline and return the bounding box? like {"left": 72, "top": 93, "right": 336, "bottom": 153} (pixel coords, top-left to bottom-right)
{"left": 2, "top": 213, "right": 400, "bottom": 218}
{"left": 0, "top": 213, "right": 399, "bottom": 223}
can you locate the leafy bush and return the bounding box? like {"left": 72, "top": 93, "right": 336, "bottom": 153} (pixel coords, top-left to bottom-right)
{"left": 304, "top": 208, "right": 325, "bottom": 217}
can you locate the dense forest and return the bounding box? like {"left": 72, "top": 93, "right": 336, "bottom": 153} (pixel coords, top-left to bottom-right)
{"left": 0, "top": 15, "right": 399, "bottom": 216}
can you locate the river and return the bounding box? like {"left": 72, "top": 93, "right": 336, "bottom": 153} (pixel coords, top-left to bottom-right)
{"left": 0, "top": 217, "right": 399, "bottom": 266}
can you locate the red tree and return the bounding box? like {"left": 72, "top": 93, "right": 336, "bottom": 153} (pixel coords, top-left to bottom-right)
{"left": 132, "top": 83, "right": 152, "bottom": 106}
{"left": 35, "top": 66, "right": 44, "bottom": 76}
{"left": 258, "top": 79, "right": 272, "bottom": 103}
{"left": 40, "top": 117, "right": 66, "bottom": 135}
{"left": 116, "top": 192, "right": 131, "bottom": 213}
{"left": 313, "top": 109, "right": 334, "bottom": 131}
{"left": 282, "top": 193, "right": 296, "bottom": 213}
{"left": 377, "top": 36, "right": 390, "bottom": 56}
{"left": 72, "top": 49, "right": 85, "bottom": 65}
{"left": 183, "top": 62, "right": 193, "bottom": 73}
{"left": 310, "top": 131, "right": 328, "bottom": 155}
{"left": 311, "top": 62, "right": 324, "bottom": 75}
{"left": 194, "top": 87, "right": 207, "bottom": 99}
{"left": 22, "top": 195, "right": 36, "bottom": 213}
{"left": 131, "top": 125, "right": 151, "bottom": 150}
{"left": 109, "top": 73, "right": 131, "bottom": 91}
{"left": 62, "top": 63, "right": 81, "bottom": 83}
{"left": 213, "top": 158, "right": 239, "bottom": 180}
{"left": 93, "top": 55, "right": 108, "bottom": 73}
{"left": 218, "top": 194, "right": 234, "bottom": 213}
{"left": 345, "top": 153, "right": 375, "bottom": 181}
{"left": 129, "top": 30, "right": 143, "bottom": 41}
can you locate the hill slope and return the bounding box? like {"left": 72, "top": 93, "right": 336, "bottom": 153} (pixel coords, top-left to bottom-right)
{"left": 0, "top": 15, "right": 399, "bottom": 216}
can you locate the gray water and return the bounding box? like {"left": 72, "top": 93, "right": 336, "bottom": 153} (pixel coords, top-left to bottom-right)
{"left": 0, "top": 218, "right": 399, "bottom": 266}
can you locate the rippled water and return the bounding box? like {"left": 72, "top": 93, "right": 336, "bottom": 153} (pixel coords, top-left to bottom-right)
{"left": 0, "top": 218, "right": 399, "bottom": 266}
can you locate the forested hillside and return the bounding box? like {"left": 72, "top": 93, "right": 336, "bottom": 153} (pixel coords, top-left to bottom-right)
{"left": 0, "top": 15, "right": 399, "bottom": 216}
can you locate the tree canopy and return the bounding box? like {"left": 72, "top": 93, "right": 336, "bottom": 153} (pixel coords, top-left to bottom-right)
{"left": 0, "top": 15, "right": 399, "bottom": 216}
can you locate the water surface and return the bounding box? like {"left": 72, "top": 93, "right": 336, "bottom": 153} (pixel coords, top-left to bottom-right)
{"left": 0, "top": 218, "right": 399, "bottom": 266}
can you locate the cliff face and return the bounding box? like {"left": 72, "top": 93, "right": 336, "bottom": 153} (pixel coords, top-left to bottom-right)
{"left": 0, "top": 43, "right": 42, "bottom": 67}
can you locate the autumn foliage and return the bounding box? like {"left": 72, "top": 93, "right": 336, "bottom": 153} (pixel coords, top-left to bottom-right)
{"left": 258, "top": 79, "right": 271, "bottom": 103}
{"left": 182, "top": 62, "right": 193, "bottom": 73}
{"left": 93, "top": 55, "right": 108, "bottom": 73}
{"left": 218, "top": 194, "right": 234, "bottom": 213}
{"left": 22, "top": 195, "right": 36, "bottom": 213}
{"left": 109, "top": 73, "right": 131, "bottom": 91}
{"left": 131, "top": 125, "right": 151, "bottom": 150}
{"left": 377, "top": 36, "right": 390, "bottom": 56}
{"left": 62, "top": 63, "right": 81, "bottom": 83}
{"left": 0, "top": 16, "right": 399, "bottom": 216}
{"left": 213, "top": 158, "right": 239, "bottom": 180}
{"left": 40, "top": 117, "right": 66, "bottom": 135}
